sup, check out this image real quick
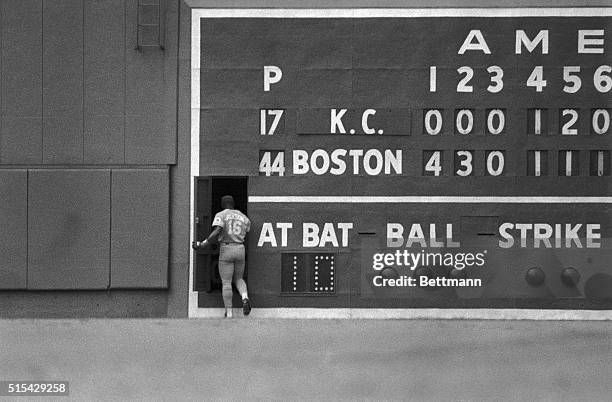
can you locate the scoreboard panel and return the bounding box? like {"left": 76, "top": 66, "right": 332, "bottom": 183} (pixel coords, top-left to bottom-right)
{"left": 192, "top": 9, "right": 612, "bottom": 310}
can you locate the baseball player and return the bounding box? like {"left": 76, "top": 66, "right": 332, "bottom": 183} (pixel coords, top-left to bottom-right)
{"left": 192, "top": 195, "right": 251, "bottom": 318}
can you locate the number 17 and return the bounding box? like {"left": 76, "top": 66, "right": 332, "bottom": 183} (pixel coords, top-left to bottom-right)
{"left": 260, "top": 109, "right": 284, "bottom": 135}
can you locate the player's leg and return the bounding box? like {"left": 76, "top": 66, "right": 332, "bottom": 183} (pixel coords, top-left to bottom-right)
{"left": 233, "top": 257, "right": 248, "bottom": 301}
{"left": 218, "top": 246, "right": 235, "bottom": 318}
{"left": 232, "top": 244, "right": 251, "bottom": 315}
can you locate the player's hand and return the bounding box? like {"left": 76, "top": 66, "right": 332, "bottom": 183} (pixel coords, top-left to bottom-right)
{"left": 192, "top": 240, "right": 208, "bottom": 249}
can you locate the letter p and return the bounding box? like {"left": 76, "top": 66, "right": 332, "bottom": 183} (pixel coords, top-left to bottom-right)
{"left": 264, "top": 66, "right": 283, "bottom": 91}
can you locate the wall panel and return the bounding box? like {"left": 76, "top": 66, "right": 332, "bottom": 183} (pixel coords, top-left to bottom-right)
{"left": 28, "top": 170, "right": 110, "bottom": 289}
{"left": 42, "top": 0, "right": 84, "bottom": 163}
{"left": 84, "top": 116, "right": 125, "bottom": 164}
{"left": 111, "top": 169, "right": 169, "bottom": 288}
{"left": 125, "top": 0, "right": 175, "bottom": 164}
{"left": 42, "top": 117, "right": 83, "bottom": 163}
{"left": 1, "top": 118, "right": 43, "bottom": 164}
{"left": 84, "top": 0, "right": 125, "bottom": 164}
{"left": 125, "top": 115, "right": 174, "bottom": 164}
{"left": 1, "top": 0, "right": 43, "bottom": 163}
{"left": 0, "top": 170, "right": 27, "bottom": 289}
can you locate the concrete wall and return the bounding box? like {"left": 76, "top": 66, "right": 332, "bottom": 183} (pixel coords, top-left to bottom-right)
{"left": 0, "top": 0, "right": 184, "bottom": 317}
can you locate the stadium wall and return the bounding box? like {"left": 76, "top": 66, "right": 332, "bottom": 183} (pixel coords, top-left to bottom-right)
{"left": 0, "top": 0, "right": 610, "bottom": 318}
{"left": 0, "top": 0, "right": 184, "bottom": 317}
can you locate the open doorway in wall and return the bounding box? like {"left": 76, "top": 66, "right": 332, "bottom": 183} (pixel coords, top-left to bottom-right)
{"left": 194, "top": 176, "right": 248, "bottom": 295}
{"left": 210, "top": 177, "right": 248, "bottom": 215}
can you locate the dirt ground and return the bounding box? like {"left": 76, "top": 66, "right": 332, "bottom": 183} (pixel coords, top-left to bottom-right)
{"left": 1, "top": 318, "right": 610, "bottom": 401}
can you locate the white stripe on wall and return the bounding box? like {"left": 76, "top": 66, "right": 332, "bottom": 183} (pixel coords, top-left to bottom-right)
{"left": 249, "top": 196, "right": 612, "bottom": 203}
{"left": 192, "top": 8, "right": 612, "bottom": 18}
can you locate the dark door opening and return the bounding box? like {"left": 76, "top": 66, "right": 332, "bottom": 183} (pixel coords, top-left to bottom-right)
{"left": 211, "top": 177, "right": 248, "bottom": 217}
{"left": 194, "top": 176, "right": 248, "bottom": 297}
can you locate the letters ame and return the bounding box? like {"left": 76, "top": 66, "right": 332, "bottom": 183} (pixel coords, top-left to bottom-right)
{"left": 458, "top": 29, "right": 606, "bottom": 54}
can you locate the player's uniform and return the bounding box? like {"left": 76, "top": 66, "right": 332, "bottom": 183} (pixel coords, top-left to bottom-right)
{"left": 213, "top": 209, "right": 250, "bottom": 244}
{"left": 212, "top": 209, "right": 250, "bottom": 312}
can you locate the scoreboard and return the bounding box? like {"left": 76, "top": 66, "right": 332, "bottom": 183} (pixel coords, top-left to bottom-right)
{"left": 191, "top": 8, "right": 612, "bottom": 311}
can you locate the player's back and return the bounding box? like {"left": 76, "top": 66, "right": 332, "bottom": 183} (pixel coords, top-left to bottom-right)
{"left": 213, "top": 209, "right": 250, "bottom": 243}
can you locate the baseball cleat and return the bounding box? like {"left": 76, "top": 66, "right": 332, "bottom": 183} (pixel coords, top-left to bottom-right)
{"left": 242, "top": 298, "right": 251, "bottom": 316}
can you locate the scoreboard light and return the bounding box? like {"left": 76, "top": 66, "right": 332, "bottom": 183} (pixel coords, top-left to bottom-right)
{"left": 561, "top": 267, "right": 581, "bottom": 287}
{"left": 281, "top": 253, "right": 336, "bottom": 295}
{"left": 525, "top": 267, "right": 546, "bottom": 287}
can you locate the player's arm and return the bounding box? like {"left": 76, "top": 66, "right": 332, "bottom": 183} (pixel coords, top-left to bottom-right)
{"left": 192, "top": 226, "right": 222, "bottom": 249}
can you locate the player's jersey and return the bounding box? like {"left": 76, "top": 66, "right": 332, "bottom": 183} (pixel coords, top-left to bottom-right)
{"left": 212, "top": 209, "right": 250, "bottom": 243}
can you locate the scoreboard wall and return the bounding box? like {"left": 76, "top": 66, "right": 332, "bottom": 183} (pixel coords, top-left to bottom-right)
{"left": 190, "top": 7, "right": 612, "bottom": 314}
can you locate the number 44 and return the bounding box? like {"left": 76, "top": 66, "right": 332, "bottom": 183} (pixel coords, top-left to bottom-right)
{"left": 259, "top": 151, "right": 285, "bottom": 176}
